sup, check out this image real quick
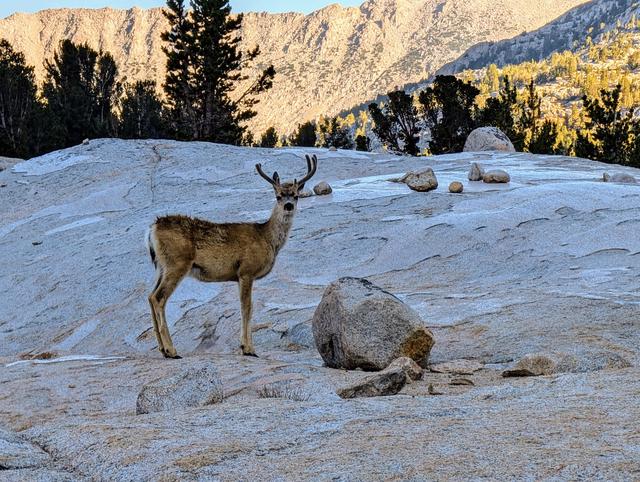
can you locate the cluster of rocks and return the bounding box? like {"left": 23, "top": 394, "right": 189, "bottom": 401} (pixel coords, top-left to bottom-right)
{"left": 299, "top": 181, "right": 332, "bottom": 198}
{"left": 468, "top": 162, "right": 510, "bottom": 184}
{"left": 311, "top": 277, "right": 435, "bottom": 398}
{"left": 396, "top": 127, "right": 514, "bottom": 194}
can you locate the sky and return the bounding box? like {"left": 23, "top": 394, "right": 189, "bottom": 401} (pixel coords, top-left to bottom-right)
{"left": 0, "top": 1, "right": 364, "bottom": 19}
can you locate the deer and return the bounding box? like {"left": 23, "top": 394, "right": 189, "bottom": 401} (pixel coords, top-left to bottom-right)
{"left": 146, "top": 154, "right": 317, "bottom": 359}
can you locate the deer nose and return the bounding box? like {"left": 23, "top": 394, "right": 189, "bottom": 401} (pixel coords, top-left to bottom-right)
{"left": 284, "top": 202, "right": 294, "bottom": 211}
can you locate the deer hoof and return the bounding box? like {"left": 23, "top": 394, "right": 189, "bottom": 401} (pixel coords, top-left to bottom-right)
{"left": 161, "top": 349, "right": 181, "bottom": 359}
{"left": 240, "top": 345, "right": 258, "bottom": 357}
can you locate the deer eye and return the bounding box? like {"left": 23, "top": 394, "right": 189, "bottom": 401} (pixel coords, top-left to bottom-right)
{"left": 276, "top": 195, "right": 283, "bottom": 201}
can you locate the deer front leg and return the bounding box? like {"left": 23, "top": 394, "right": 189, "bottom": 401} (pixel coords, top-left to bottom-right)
{"left": 238, "top": 277, "right": 257, "bottom": 357}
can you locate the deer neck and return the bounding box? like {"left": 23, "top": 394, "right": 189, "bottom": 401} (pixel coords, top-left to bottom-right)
{"left": 265, "top": 204, "right": 295, "bottom": 253}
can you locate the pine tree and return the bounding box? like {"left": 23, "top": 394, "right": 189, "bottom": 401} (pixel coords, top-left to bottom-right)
{"left": 162, "top": 0, "right": 275, "bottom": 144}
{"left": 290, "top": 121, "right": 317, "bottom": 147}
{"left": 369, "top": 90, "right": 420, "bottom": 156}
{"left": 520, "top": 79, "right": 542, "bottom": 143}
{"left": 319, "top": 117, "right": 354, "bottom": 149}
{"left": 119, "top": 80, "right": 165, "bottom": 139}
{"left": 575, "top": 84, "right": 636, "bottom": 165}
{"left": 355, "top": 134, "right": 371, "bottom": 152}
{"left": 528, "top": 120, "right": 561, "bottom": 155}
{"left": 418, "top": 75, "right": 479, "bottom": 155}
{"left": 43, "top": 40, "right": 120, "bottom": 149}
{"left": 259, "top": 126, "right": 278, "bottom": 148}
{"left": 0, "top": 39, "right": 43, "bottom": 158}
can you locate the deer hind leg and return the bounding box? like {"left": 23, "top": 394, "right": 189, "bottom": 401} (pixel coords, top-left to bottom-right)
{"left": 238, "top": 276, "right": 257, "bottom": 357}
{"left": 150, "top": 264, "right": 190, "bottom": 359}
{"left": 148, "top": 268, "right": 165, "bottom": 353}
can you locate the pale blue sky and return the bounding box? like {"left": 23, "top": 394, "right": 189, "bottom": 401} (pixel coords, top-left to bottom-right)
{"left": 1, "top": 1, "right": 364, "bottom": 18}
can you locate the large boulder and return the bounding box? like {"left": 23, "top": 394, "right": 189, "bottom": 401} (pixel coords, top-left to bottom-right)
{"left": 401, "top": 167, "right": 438, "bottom": 192}
{"left": 136, "top": 363, "right": 223, "bottom": 415}
{"left": 464, "top": 127, "right": 515, "bottom": 153}
{"left": 312, "top": 277, "right": 435, "bottom": 370}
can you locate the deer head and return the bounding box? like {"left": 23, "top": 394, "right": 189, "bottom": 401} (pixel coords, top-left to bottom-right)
{"left": 255, "top": 154, "right": 317, "bottom": 213}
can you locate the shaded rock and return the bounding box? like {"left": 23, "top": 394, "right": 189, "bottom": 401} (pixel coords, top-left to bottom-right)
{"left": 313, "top": 181, "right": 332, "bottom": 195}
{"left": 502, "top": 353, "right": 560, "bottom": 377}
{"left": 298, "top": 189, "right": 313, "bottom": 198}
{"left": 503, "top": 350, "right": 632, "bottom": 377}
{"left": 430, "top": 359, "right": 483, "bottom": 375}
{"left": 0, "top": 156, "right": 22, "bottom": 172}
{"left": 337, "top": 367, "right": 406, "bottom": 399}
{"left": 403, "top": 167, "right": 438, "bottom": 192}
{"left": 603, "top": 172, "right": 637, "bottom": 184}
{"left": 0, "top": 428, "right": 50, "bottom": 469}
{"left": 136, "top": 363, "right": 223, "bottom": 415}
{"left": 449, "top": 181, "right": 464, "bottom": 193}
{"left": 483, "top": 169, "right": 511, "bottom": 183}
{"left": 385, "top": 356, "right": 423, "bottom": 382}
{"left": 468, "top": 162, "right": 485, "bottom": 181}
{"left": 464, "top": 127, "right": 515, "bottom": 153}
{"left": 312, "top": 277, "right": 435, "bottom": 371}
{"left": 328, "top": 146, "right": 338, "bottom": 152}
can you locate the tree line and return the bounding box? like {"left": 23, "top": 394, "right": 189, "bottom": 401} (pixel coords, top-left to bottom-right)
{"left": 0, "top": 0, "right": 274, "bottom": 158}
{"left": 0, "top": 0, "right": 638, "bottom": 167}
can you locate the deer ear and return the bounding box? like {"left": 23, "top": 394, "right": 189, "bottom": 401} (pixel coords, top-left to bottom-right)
{"left": 272, "top": 171, "right": 280, "bottom": 184}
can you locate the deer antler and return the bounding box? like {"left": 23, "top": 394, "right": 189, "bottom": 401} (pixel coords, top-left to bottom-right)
{"left": 256, "top": 163, "right": 280, "bottom": 186}
{"left": 296, "top": 154, "right": 317, "bottom": 186}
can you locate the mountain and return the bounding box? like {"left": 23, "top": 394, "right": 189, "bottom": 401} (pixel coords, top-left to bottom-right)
{"left": 0, "top": 0, "right": 588, "bottom": 134}
{"left": 439, "top": 0, "right": 638, "bottom": 74}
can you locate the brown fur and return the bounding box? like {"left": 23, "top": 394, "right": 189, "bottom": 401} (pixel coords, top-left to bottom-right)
{"left": 146, "top": 156, "right": 317, "bottom": 358}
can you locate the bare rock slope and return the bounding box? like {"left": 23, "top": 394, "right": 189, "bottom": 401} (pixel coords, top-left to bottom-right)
{"left": 0, "top": 0, "right": 587, "bottom": 133}
{"left": 1, "top": 140, "right": 639, "bottom": 479}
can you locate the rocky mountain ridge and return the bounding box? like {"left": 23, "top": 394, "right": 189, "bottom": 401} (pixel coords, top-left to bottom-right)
{"left": 0, "top": 0, "right": 588, "bottom": 134}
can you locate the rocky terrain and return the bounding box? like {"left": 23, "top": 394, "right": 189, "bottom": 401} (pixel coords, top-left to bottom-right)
{"left": 439, "top": 0, "right": 637, "bottom": 74}
{"left": 0, "top": 0, "right": 588, "bottom": 134}
{"left": 0, "top": 139, "right": 639, "bottom": 479}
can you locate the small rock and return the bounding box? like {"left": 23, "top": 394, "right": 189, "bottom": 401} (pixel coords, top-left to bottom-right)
{"left": 464, "top": 127, "right": 516, "bottom": 152}
{"left": 32, "top": 241, "right": 43, "bottom": 246}
{"left": 313, "top": 181, "right": 332, "bottom": 195}
{"left": 298, "top": 189, "right": 313, "bottom": 198}
{"left": 312, "top": 277, "right": 435, "bottom": 371}
{"left": 328, "top": 146, "right": 338, "bottom": 152}
{"left": 449, "top": 378, "right": 475, "bottom": 386}
{"left": 384, "top": 356, "right": 423, "bottom": 382}
{"left": 502, "top": 353, "right": 559, "bottom": 377}
{"left": 468, "top": 162, "right": 485, "bottom": 181}
{"left": 449, "top": 181, "right": 464, "bottom": 193}
{"left": 337, "top": 367, "right": 407, "bottom": 399}
{"left": 403, "top": 167, "right": 438, "bottom": 192}
{"left": 430, "top": 359, "right": 483, "bottom": 375}
{"left": 136, "top": 363, "right": 223, "bottom": 415}
{"left": 428, "top": 384, "right": 443, "bottom": 395}
{"left": 82, "top": 138, "right": 90, "bottom": 145}
{"left": 603, "top": 172, "right": 637, "bottom": 184}
{"left": 483, "top": 169, "right": 511, "bottom": 183}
